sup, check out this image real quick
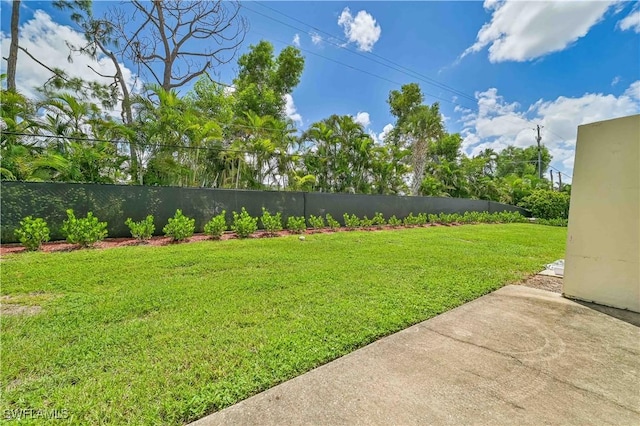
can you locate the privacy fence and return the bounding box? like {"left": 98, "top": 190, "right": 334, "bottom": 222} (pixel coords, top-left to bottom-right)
{"left": 0, "top": 181, "right": 529, "bottom": 243}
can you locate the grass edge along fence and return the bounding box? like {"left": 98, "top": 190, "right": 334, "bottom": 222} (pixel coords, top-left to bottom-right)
{"left": 11, "top": 210, "right": 551, "bottom": 251}
{"left": 1, "top": 181, "right": 529, "bottom": 243}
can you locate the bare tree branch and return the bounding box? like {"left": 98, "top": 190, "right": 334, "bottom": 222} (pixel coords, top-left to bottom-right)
{"left": 115, "top": 0, "right": 247, "bottom": 92}
{"left": 18, "top": 46, "right": 69, "bottom": 81}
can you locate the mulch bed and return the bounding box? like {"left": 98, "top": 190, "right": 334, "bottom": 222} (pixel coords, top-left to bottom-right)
{"left": 1, "top": 224, "right": 457, "bottom": 256}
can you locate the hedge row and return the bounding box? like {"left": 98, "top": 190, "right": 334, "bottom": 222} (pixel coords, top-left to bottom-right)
{"left": 11, "top": 209, "right": 565, "bottom": 251}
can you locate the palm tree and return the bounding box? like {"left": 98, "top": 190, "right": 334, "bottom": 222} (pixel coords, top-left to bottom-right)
{"left": 301, "top": 120, "right": 335, "bottom": 192}
{"left": 405, "top": 103, "right": 444, "bottom": 196}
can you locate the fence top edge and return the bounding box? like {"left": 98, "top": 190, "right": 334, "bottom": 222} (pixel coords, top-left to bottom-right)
{"left": 1, "top": 181, "right": 526, "bottom": 210}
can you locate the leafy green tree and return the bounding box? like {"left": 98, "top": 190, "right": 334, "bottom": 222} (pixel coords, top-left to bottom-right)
{"left": 460, "top": 155, "right": 502, "bottom": 201}
{"left": 300, "top": 115, "right": 375, "bottom": 193}
{"left": 135, "top": 85, "right": 223, "bottom": 187}
{"left": 496, "top": 145, "right": 551, "bottom": 178}
{"left": 387, "top": 83, "right": 444, "bottom": 195}
{"left": 0, "top": 88, "right": 41, "bottom": 180}
{"left": 370, "top": 143, "right": 409, "bottom": 194}
{"left": 233, "top": 41, "right": 304, "bottom": 119}
{"left": 519, "top": 189, "right": 570, "bottom": 219}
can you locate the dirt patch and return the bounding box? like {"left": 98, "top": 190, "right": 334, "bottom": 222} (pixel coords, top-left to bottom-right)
{"left": 1, "top": 304, "right": 42, "bottom": 316}
{"left": 517, "top": 274, "right": 563, "bottom": 294}
{"left": 1, "top": 292, "right": 59, "bottom": 316}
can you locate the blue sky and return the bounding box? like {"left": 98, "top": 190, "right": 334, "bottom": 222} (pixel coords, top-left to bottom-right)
{"left": 2, "top": 1, "right": 640, "bottom": 181}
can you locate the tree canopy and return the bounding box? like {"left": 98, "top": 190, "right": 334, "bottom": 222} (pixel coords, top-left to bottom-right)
{"left": 1, "top": 1, "right": 565, "bottom": 209}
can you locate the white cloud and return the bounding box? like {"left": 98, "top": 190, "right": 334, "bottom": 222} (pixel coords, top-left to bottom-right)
{"left": 618, "top": 8, "right": 640, "bottom": 32}
{"left": 370, "top": 123, "right": 393, "bottom": 145}
{"left": 337, "top": 7, "right": 381, "bottom": 52}
{"left": 379, "top": 123, "right": 393, "bottom": 142}
{"left": 611, "top": 76, "right": 622, "bottom": 86}
{"left": 0, "top": 10, "right": 137, "bottom": 103}
{"left": 283, "top": 94, "right": 302, "bottom": 125}
{"left": 353, "top": 111, "right": 371, "bottom": 128}
{"left": 292, "top": 33, "right": 301, "bottom": 47}
{"left": 459, "top": 81, "right": 640, "bottom": 180}
{"left": 310, "top": 32, "right": 322, "bottom": 45}
{"left": 623, "top": 81, "right": 640, "bottom": 100}
{"left": 462, "top": 0, "right": 618, "bottom": 63}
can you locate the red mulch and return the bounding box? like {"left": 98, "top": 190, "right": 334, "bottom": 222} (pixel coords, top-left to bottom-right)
{"left": 0, "top": 223, "right": 461, "bottom": 256}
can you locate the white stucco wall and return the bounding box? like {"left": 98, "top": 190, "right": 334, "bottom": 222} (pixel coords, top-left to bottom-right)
{"left": 563, "top": 114, "right": 640, "bottom": 312}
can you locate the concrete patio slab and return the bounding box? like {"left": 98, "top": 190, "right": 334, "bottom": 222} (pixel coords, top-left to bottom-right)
{"left": 191, "top": 285, "right": 640, "bottom": 426}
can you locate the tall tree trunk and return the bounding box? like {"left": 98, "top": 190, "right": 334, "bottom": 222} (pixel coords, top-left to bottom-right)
{"left": 100, "top": 47, "right": 140, "bottom": 183}
{"left": 7, "top": 0, "right": 20, "bottom": 92}
{"left": 411, "top": 139, "right": 427, "bottom": 196}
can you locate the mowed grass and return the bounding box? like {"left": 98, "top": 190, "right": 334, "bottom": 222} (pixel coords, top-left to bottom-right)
{"left": 1, "top": 224, "right": 566, "bottom": 424}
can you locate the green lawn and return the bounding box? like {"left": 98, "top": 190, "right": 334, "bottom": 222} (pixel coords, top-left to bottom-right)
{"left": 1, "top": 224, "right": 566, "bottom": 424}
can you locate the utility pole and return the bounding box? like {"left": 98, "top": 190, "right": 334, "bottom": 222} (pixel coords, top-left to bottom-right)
{"left": 557, "top": 171, "right": 563, "bottom": 191}
{"left": 549, "top": 170, "right": 554, "bottom": 189}
{"left": 535, "top": 124, "right": 543, "bottom": 179}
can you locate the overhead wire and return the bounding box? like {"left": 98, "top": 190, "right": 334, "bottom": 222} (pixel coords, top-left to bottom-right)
{"left": 7, "top": 3, "right": 576, "bottom": 177}
{"left": 251, "top": 1, "right": 478, "bottom": 103}
{"left": 242, "top": 4, "right": 476, "bottom": 108}
{"left": 244, "top": 2, "right": 584, "bottom": 157}
{"left": 243, "top": 3, "right": 574, "bottom": 148}
{"left": 2, "top": 130, "right": 352, "bottom": 160}
{"left": 1, "top": 131, "right": 572, "bottom": 178}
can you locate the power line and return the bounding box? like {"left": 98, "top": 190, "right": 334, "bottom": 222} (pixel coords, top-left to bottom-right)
{"left": 548, "top": 164, "right": 572, "bottom": 179}
{"left": 545, "top": 127, "right": 573, "bottom": 142}
{"left": 1, "top": 131, "right": 572, "bottom": 178}
{"left": 1, "top": 130, "right": 362, "bottom": 160}
{"left": 252, "top": 31, "right": 406, "bottom": 90}
{"left": 251, "top": 30, "right": 474, "bottom": 109}
{"left": 243, "top": 4, "right": 476, "bottom": 108}
{"left": 252, "top": 2, "right": 479, "bottom": 104}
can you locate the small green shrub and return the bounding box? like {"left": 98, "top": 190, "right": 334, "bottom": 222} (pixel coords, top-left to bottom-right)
{"left": 535, "top": 218, "right": 568, "bottom": 227}
{"left": 416, "top": 213, "right": 428, "bottom": 226}
{"left": 437, "top": 213, "right": 452, "bottom": 225}
{"left": 519, "top": 189, "right": 570, "bottom": 219}
{"left": 343, "top": 213, "right": 361, "bottom": 230}
{"left": 125, "top": 215, "right": 155, "bottom": 241}
{"left": 261, "top": 208, "right": 283, "bottom": 236}
{"left": 15, "top": 216, "right": 50, "bottom": 251}
{"left": 62, "top": 209, "right": 108, "bottom": 247}
{"left": 326, "top": 214, "right": 340, "bottom": 230}
{"left": 437, "top": 213, "right": 461, "bottom": 225}
{"left": 287, "top": 216, "right": 307, "bottom": 234}
{"left": 232, "top": 208, "right": 258, "bottom": 238}
{"left": 204, "top": 211, "right": 227, "bottom": 239}
{"left": 477, "top": 211, "right": 492, "bottom": 223}
{"left": 486, "top": 212, "right": 501, "bottom": 224}
{"left": 427, "top": 214, "right": 439, "bottom": 224}
{"left": 163, "top": 209, "right": 195, "bottom": 241}
{"left": 495, "top": 211, "right": 528, "bottom": 223}
{"left": 308, "top": 215, "right": 325, "bottom": 229}
{"left": 372, "top": 212, "right": 386, "bottom": 228}
{"left": 461, "top": 211, "right": 480, "bottom": 224}
{"left": 388, "top": 215, "right": 402, "bottom": 227}
{"left": 403, "top": 213, "right": 419, "bottom": 227}
{"left": 360, "top": 215, "right": 374, "bottom": 228}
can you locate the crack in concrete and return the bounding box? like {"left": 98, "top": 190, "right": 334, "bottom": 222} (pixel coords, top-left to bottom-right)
{"left": 424, "top": 327, "right": 640, "bottom": 415}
